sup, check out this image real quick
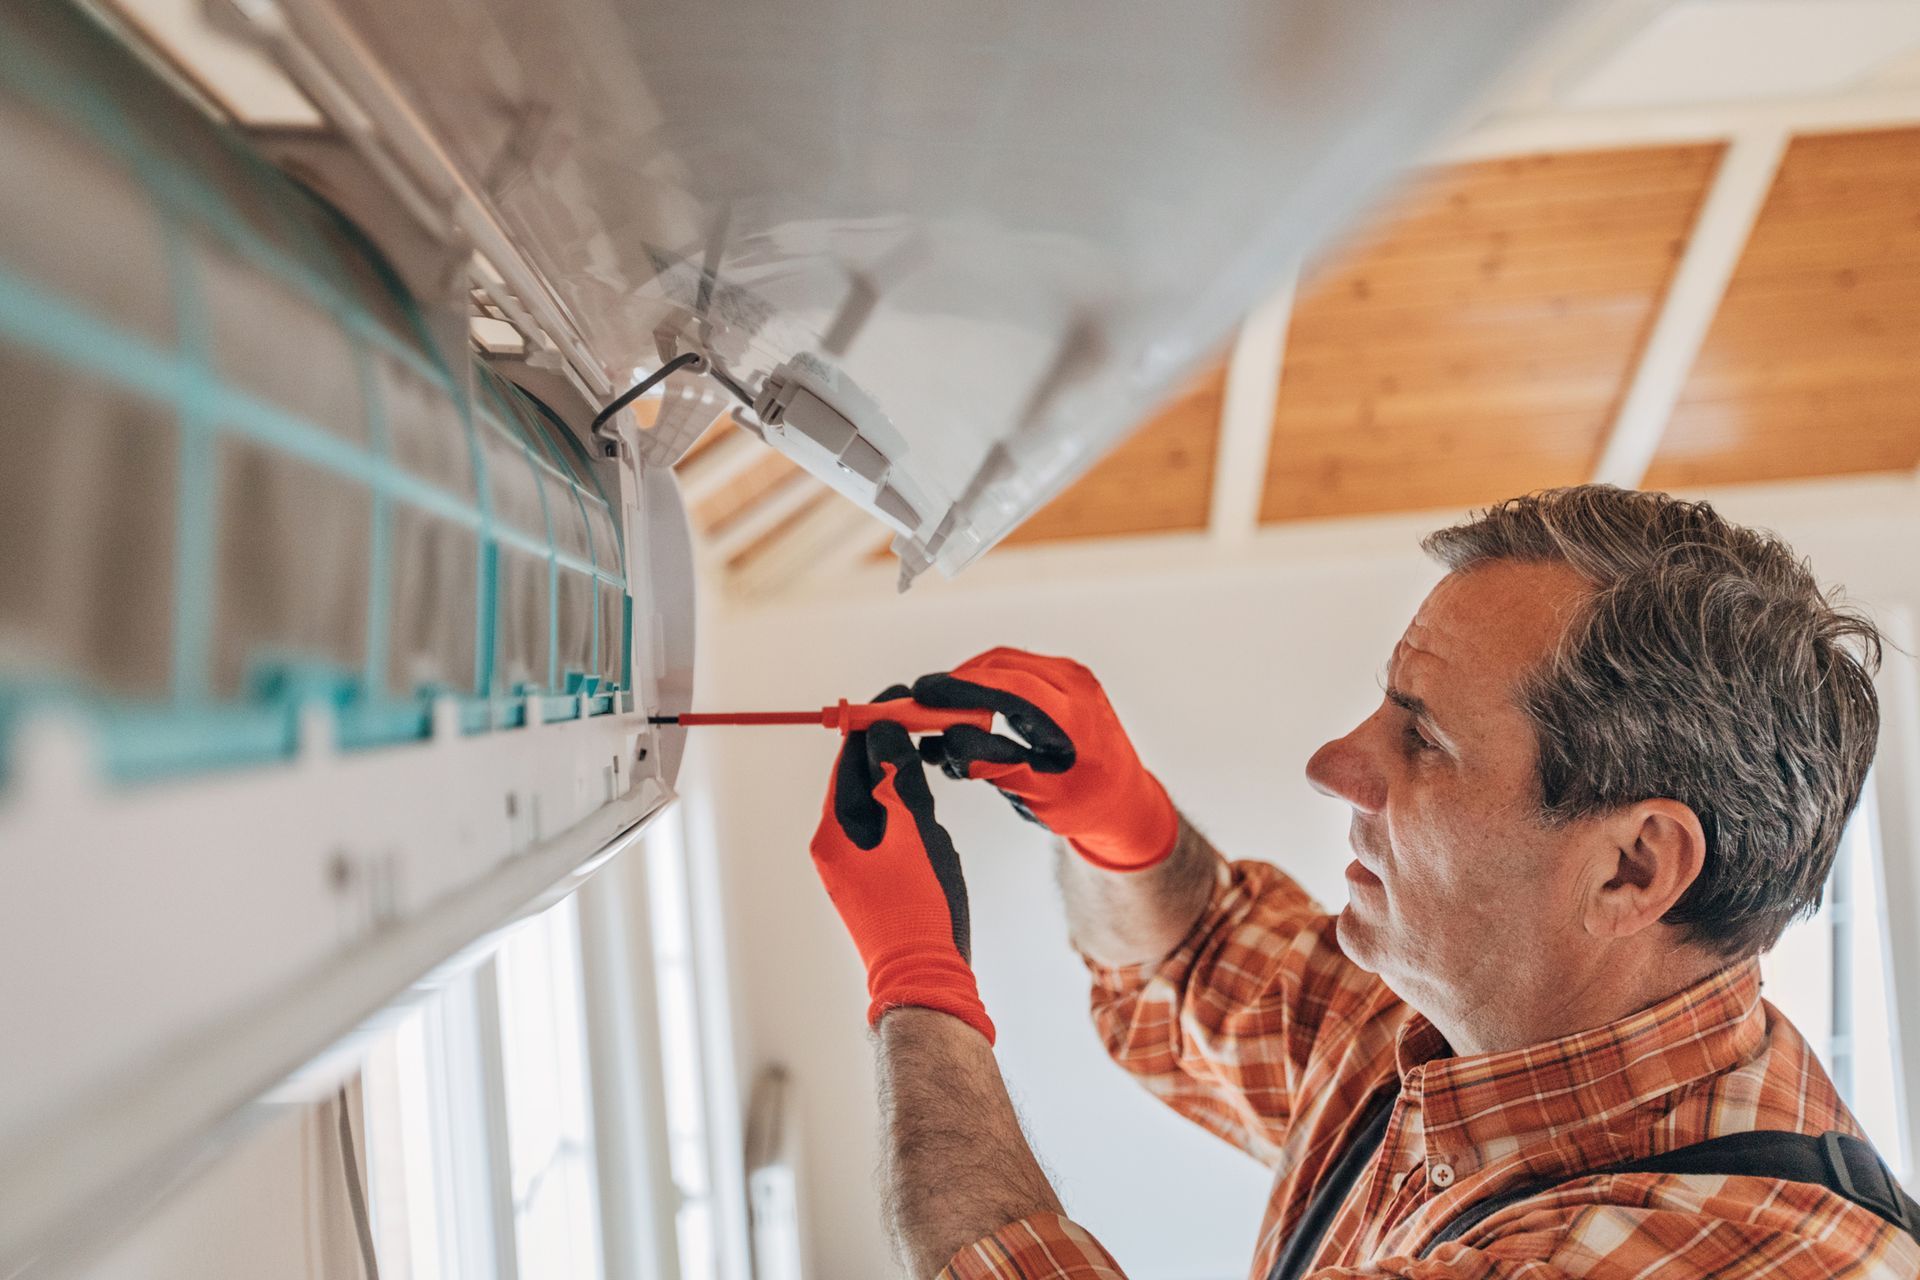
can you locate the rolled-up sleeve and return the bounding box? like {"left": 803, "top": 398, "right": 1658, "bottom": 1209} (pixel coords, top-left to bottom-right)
{"left": 1087, "top": 856, "right": 1389, "bottom": 1165}
{"left": 938, "top": 1213, "right": 1129, "bottom": 1280}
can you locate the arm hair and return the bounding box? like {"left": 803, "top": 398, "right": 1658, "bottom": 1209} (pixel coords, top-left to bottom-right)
{"left": 1056, "top": 813, "right": 1219, "bottom": 969}
{"left": 875, "top": 1009, "right": 1064, "bottom": 1278}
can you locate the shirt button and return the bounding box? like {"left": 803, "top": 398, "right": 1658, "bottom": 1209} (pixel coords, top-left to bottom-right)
{"left": 1430, "top": 1162, "right": 1456, "bottom": 1188}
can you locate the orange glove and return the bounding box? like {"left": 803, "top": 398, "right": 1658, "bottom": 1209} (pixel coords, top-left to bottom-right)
{"left": 809, "top": 690, "right": 994, "bottom": 1044}
{"left": 911, "top": 648, "right": 1177, "bottom": 872}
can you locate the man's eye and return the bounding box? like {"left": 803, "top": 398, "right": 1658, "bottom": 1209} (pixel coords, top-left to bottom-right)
{"left": 1404, "top": 721, "right": 1438, "bottom": 753}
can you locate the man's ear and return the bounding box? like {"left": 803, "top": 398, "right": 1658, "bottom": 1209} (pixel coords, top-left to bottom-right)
{"left": 1585, "top": 799, "right": 1708, "bottom": 940}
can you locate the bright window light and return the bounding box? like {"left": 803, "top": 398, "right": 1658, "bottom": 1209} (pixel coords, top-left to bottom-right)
{"left": 496, "top": 895, "right": 606, "bottom": 1280}
{"left": 646, "top": 806, "right": 722, "bottom": 1280}
{"left": 364, "top": 973, "right": 497, "bottom": 1280}
{"left": 364, "top": 846, "right": 725, "bottom": 1280}
{"left": 364, "top": 1002, "right": 449, "bottom": 1280}
{"left": 1763, "top": 786, "right": 1906, "bottom": 1178}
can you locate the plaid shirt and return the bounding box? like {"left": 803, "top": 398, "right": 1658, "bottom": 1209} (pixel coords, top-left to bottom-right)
{"left": 940, "top": 856, "right": 1920, "bottom": 1279}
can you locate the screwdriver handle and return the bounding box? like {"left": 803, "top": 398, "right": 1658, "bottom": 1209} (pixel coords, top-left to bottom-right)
{"left": 824, "top": 700, "right": 992, "bottom": 736}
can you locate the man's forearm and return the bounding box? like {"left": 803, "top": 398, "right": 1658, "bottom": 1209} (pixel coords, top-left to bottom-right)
{"left": 1057, "top": 812, "right": 1218, "bottom": 969}
{"left": 876, "top": 1008, "right": 1063, "bottom": 1279}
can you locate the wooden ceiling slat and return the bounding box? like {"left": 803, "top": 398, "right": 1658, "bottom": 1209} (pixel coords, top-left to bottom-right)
{"left": 1313, "top": 236, "right": 1689, "bottom": 282}
{"left": 1382, "top": 172, "right": 1721, "bottom": 210}
{"left": 1279, "top": 311, "right": 1650, "bottom": 361}
{"left": 725, "top": 488, "right": 838, "bottom": 574}
{"left": 1294, "top": 264, "right": 1684, "bottom": 314}
{"left": 1689, "top": 355, "right": 1920, "bottom": 401}
{"left": 1337, "top": 195, "right": 1715, "bottom": 257}
{"left": 1338, "top": 215, "right": 1699, "bottom": 268}
{"left": 1271, "top": 306, "right": 1661, "bottom": 357}
{"left": 1721, "top": 226, "right": 1920, "bottom": 266}
{"left": 1269, "top": 406, "right": 1613, "bottom": 466}
{"left": 1767, "top": 127, "right": 1920, "bottom": 167}
{"left": 1275, "top": 385, "right": 1633, "bottom": 431}
{"left": 692, "top": 449, "right": 803, "bottom": 533}
{"left": 706, "top": 132, "right": 1920, "bottom": 578}
{"left": 1648, "top": 127, "right": 1920, "bottom": 489}
{"left": 1282, "top": 340, "right": 1647, "bottom": 390}
{"left": 1719, "top": 266, "right": 1920, "bottom": 303}
{"left": 999, "top": 358, "right": 1228, "bottom": 544}
{"left": 1390, "top": 151, "right": 1725, "bottom": 202}
{"left": 1645, "top": 421, "right": 1920, "bottom": 490}
{"left": 1261, "top": 143, "right": 1724, "bottom": 523}
{"left": 1265, "top": 413, "right": 1612, "bottom": 520}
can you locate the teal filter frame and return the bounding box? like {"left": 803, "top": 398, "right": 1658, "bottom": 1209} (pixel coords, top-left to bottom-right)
{"left": 0, "top": 0, "right": 631, "bottom": 783}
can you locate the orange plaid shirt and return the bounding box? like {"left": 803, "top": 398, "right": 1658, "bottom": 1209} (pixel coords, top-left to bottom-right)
{"left": 940, "top": 856, "right": 1920, "bottom": 1279}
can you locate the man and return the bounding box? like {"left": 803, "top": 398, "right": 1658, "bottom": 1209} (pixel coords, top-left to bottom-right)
{"left": 808, "top": 486, "right": 1916, "bottom": 1278}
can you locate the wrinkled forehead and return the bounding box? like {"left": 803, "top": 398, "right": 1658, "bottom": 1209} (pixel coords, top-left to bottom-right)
{"left": 1393, "top": 560, "right": 1592, "bottom": 713}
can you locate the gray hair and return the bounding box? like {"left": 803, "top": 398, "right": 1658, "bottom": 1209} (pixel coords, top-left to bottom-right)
{"left": 1423, "top": 486, "right": 1883, "bottom": 958}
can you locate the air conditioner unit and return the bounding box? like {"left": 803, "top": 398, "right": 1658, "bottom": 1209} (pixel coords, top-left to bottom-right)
{"left": 0, "top": 0, "right": 1571, "bottom": 1264}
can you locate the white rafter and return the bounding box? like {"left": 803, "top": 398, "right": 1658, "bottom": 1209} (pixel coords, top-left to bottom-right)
{"left": 703, "top": 472, "right": 827, "bottom": 564}
{"left": 675, "top": 418, "right": 765, "bottom": 507}
{"left": 1592, "top": 126, "right": 1790, "bottom": 488}
{"left": 1439, "top": 89, "right": 1920, "bottom": 164}
{"left": 728, "top": 495, "right": 879, "bottom": 601}
{"left": 1208, "top": 275, "right": 1296, "bottom": 544}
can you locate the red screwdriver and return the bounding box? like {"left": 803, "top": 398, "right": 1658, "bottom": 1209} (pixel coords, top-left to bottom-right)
{"left": 648, "top": 699, "right": 991, "bottom": 736}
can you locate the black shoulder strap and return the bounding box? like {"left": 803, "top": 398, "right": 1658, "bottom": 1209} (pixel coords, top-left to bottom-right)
{"left": 1265, "top": 1081, "right": 1402, "bottom": 1280}
{"left": 1419, "top": 1130, "right": 1920, "bottom": 1259}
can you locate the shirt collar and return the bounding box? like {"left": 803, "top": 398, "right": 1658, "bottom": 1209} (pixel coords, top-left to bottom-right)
{"left": 1394, "top": 960, "right": 1767, "bottom": 1173}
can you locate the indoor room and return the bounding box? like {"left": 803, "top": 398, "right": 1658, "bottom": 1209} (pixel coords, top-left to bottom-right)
{"left": 3, "top": 2, "right": 1919, "bottom": 1279}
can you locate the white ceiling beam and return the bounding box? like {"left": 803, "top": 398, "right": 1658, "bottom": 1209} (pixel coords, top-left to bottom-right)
{"left": 809, "top": 472, "right": 1920, "bottom": 608}
{"left": 726, "top": 494, "right": 878, "bottom": 601}
{"left": 701, "top": 471, "right": 825, "bottom": 564}
{"left": 1207, "top": 275, "right": 1296, "bottom": 545}
{"left": 798, "top": 513, "right": 895, "bottom": 589}
{"left": 1437, "top": 89, "right": 1920, "bottom": 163}
{"left": 1592, "top": 126, "right": 1789, "bottom": 489}
{"left": 674, "top": 419, "right": 764, "bottom": 507}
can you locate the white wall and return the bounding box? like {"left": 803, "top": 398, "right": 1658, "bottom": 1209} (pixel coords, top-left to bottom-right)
{"left": 690, "top": 476, "right": 1920, "bottom": 1280}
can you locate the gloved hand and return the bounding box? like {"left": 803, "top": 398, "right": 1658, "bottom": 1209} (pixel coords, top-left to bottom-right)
{"left": 911, "top": 647, "right": 1177, "bottom": 872}
{"left": 809, "top": 687, "right": 994, "bottom": 1044}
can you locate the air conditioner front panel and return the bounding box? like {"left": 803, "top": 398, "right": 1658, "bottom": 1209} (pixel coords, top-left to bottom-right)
{"left": 296, "top": 0, "right": 1572, "bottom": 577}
{"left": 0, "top": 3, "right": 693, "bottom": 1263}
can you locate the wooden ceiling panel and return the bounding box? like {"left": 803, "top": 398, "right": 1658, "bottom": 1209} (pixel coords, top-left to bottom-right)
{"left": 678, "top": 132, "right": 1920, "bottom": 592}
{"left": 1000, "top": 357, "right": 1228, "bottom": 544}
{"left": 1261, "top": 143, "right": 1725, "bottom": 523}
{"left": 726, "top": 488, "right": 837, "bottom": 574}
{"left": 692, "top": 449, "right": 804, "bottom": 532}
{"left": 1647, "top": 128, "right": 1920, "bottom": 489}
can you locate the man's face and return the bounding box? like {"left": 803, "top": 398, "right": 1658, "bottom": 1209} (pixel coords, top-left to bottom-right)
{"left": 1305, "top": 559, "right": 1598, "bottom": 1023}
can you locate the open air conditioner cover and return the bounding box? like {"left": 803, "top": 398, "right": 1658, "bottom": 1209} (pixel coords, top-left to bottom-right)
{"left": 316, "top": 0, "right": 1566, "bottom": 578}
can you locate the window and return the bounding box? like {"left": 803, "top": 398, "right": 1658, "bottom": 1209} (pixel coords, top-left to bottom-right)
{"left": 1762, "top": 783, "right": 1907, "bottom": 1178}
{"left": 364, "top": 895, "right": 609, "bottom": 1280}
{"left": 362, "top": 971, "right": 500, "bottom": 1280}
{"left": 495, "top": 896, "right": 606, "bottom": 1280}
{"left": 645, "top": 806, "right": 721, "bottom": 1280}
{"left": 363, "top": 1000, "right": 450, "bottom": 1280}
{"left": 362, "top": 809, "right": 746, "bottom": 1280}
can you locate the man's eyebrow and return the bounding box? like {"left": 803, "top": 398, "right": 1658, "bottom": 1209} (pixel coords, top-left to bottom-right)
{"left": 1386, "top": 686, "right": 1436, "bottom": 723}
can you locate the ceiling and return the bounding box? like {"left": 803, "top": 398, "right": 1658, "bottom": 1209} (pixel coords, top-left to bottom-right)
{"left": 96, "top": 0, "right": 1920, "bottom": 597}
{"left": 673, "top": 0, "right": 1920, "bottom": 599}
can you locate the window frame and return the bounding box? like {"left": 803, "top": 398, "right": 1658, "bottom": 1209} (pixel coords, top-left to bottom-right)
{"left": 1866, "top": 605, "right": 1920, "bottom": 1181}
{"left": 363, "top": 803, "right": 749, "bottom": 1280}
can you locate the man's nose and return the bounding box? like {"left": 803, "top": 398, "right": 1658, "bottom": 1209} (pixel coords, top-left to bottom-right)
{"left": 1305, "top": 730, "right": 1387, "bottom": 813}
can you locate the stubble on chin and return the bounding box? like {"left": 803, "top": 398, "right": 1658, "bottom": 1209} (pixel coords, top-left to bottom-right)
{"left": 1333, "top": 903, "right": 1384, "bottom": 975}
